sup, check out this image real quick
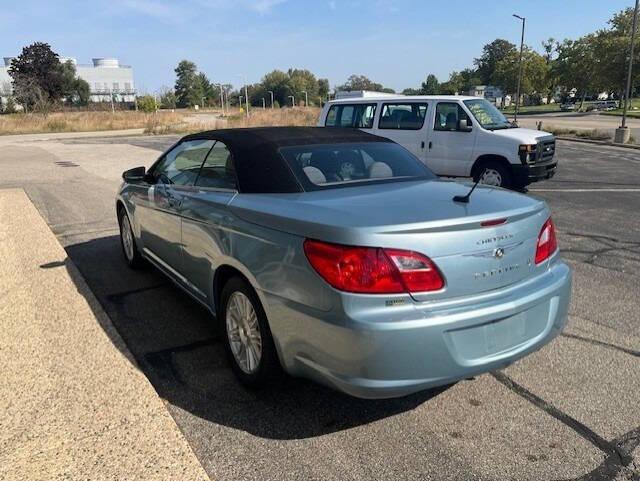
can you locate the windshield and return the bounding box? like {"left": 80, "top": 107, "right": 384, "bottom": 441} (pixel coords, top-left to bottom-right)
{"left": 463, "top": 99, "right": 513, "bottom": 130}
{"left": 279, "top": 142, "right": 435, "bottom": 191}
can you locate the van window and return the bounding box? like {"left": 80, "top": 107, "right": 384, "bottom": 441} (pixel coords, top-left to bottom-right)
{"left": 434, "top": 102, "right": 471, "bottom": 131}
{"left": 325, "top": 103, "right": 377, "bottom": 128}
{"left": 379, "top": 103, "right": 428, "bottom": 130}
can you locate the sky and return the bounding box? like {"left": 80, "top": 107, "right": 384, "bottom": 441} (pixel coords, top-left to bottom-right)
{"left": 0, "top": 0, "right": 634, "bottom": 93}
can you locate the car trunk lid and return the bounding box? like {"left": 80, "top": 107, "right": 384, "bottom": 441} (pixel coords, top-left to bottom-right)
{"left": 229, "top": 180, "right": 549, "bottom": 300}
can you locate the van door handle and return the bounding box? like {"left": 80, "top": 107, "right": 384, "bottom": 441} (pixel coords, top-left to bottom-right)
{"left": 428, "top": 141, "right": 433, "bottom": 149}
{"left": 421, "top": 141, "right": 425, "bottom": 149}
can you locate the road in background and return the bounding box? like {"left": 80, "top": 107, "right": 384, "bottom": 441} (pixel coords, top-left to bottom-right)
{"left": 518, "top": 111, "right": 640, "bottom": 140}
{"left": 0, "top": 135, "right": 638, "bottom": 481}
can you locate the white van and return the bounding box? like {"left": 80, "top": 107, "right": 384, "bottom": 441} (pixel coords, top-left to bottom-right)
{"left": 318, "top": 93, "right": 557, "bottom": 189}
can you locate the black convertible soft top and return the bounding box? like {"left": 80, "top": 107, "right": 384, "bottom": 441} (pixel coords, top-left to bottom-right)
{"left": 180, "top": 127, "right": 392, "bottom": 194}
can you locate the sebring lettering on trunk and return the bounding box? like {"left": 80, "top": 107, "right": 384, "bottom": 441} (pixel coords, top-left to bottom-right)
{"left": 476, "top": 233, "right": 514, "bottom": 246}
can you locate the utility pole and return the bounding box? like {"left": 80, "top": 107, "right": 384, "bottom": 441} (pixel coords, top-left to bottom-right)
{"left": 302, "top": 90, "right": 308, "bottom": 107}
{"left": 244, "top": 83, "right": 249, "bottom": 117}
{"left": 617, "top": 0, "right": 640, "bottom": 143}
{"left": 239, "top": 95, "right": 243, "bottom": 112}
{"left": 268, "top": 90, "right": 274, "bottom": 108}
{"left": 262, "top": 98, "right": 266, "bottom": 109}
{"left": 513, "top": 14, "right": 526, "bottom": 123}
{"left": 214, "top": 83, "right": 224, "bottom": 115}
{"left": 238, "top": 74, "right": 249, "bottom": 118}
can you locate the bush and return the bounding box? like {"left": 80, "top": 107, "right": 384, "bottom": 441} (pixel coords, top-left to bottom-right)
{"left": 2, "top": 97, "right": 17, "bottom": 114}
{"left": 136, "top": 95, "right": 157, "bottom": 113}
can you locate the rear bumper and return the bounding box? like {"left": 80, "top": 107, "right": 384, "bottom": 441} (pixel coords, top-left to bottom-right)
{"left": 266, "top": 260, "right": 572, "bottom": 399}
{"left": 513, "top": 161, "right": 557, "bottom": 186}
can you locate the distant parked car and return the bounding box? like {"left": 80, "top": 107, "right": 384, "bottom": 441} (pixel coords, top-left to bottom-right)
{"left": 319, "top": 93, "right": 557, "bottom": 190}
{"left": 560, "top": 102, "right": 577, "bottom": 111}
{"left": 116, "top": 127, "right": 572, "bottom": 399}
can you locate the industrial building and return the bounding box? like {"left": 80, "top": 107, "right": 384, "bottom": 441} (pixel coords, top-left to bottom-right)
{"left": 0, "top": 56, "right": 135, "bottom": 104}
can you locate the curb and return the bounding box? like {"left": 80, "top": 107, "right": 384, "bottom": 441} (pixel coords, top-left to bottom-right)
{"left": 555, "top": 136, "right": 640, "bottom": 150}
{"left": 0, "top": 189, "right": 211, "bottom": 481}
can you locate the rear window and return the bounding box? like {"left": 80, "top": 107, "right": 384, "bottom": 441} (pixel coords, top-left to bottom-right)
{"left": 279, "top": 142, "right": 434, "bottom": 190}
{"left": 325, "top": 103, "right": 377, "bottom": 128}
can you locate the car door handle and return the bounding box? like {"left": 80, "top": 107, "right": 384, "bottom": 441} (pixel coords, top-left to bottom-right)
{"left": 428, "top": 141, "right": 433, "bottom": 149}
{"left": 421, "top": 141, "right": 425, "bottom": 149}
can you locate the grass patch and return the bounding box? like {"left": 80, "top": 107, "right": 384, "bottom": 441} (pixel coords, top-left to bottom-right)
{"left": 0, "top": 107, "right": 322, "bottom": 136}
{"left": 226, "top": 107, "right": 321, "bottom": 128}
{"left": 501, "top": 104, "right": 561, "bottom": 115}
{"left": 547, "top": 126, "right": 613, "bottom": 142}
{"left": 0, "top": 111, "right": 185, "bottom": 135}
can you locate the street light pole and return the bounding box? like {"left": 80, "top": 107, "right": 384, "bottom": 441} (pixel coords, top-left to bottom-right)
{"left": 288, "top": 95, "right": 295, "bottom": 107}
{"left": 238, "top": 74, "right": 249, "bottom": 118}
{"left": 268, "top": 90, "right": 274, "bottom": 108}
{"left": 214, "top": 83, "right": 224, "bottom": 115}
{"left": 621, "top": 0, "right": 640, "bottom": 134}
{"left": 513, "top": 14, "right": 526, "bottom": 123}
{"left": 302, "top": 90, "right": 308, "bottom": 107}
{"left": 262, "top": 98, "right": 266, "bottom": 109}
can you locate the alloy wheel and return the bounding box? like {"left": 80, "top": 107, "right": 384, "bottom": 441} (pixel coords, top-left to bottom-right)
{"left": 479, "top": 168, "right": 503, "bottom": 186}
{"left": 121, "top": 215, "right": 135, "bottom": 261}
{"left": 226, "top": 291, "right": 263, "bottom": 374}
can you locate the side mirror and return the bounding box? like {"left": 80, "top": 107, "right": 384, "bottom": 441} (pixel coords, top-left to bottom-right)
{"left": 122, "top": 166, "right": 147, "bottom": 183}
{"left": 458, "top": 119, "right": 472, "bottom": 132}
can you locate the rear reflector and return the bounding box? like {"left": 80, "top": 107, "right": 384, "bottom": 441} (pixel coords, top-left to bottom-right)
{"left": 535, "top": 217, "right": 558, "bottom": 264}
{"left": 303, "top": 239, "right": 444, "bottom": 294}
{"left": 480, "top": 218, "right": 507, "bottom": 227}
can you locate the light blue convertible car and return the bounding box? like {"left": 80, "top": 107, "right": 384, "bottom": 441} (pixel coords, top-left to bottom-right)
{"left": 116, "top": 127, "right": 571, "bottom": 399}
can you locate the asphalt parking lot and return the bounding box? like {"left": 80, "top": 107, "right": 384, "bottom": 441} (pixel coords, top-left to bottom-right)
{"left": 0, "top": 135, "right": 638, "bottom": 481}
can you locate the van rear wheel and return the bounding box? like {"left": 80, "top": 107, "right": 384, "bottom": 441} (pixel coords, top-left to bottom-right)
{"left": 474, "top": 161, "right": 512, "bottom": 189}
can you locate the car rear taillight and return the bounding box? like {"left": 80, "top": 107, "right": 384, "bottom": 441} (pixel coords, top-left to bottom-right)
{"left": 535, "top": 217, "right": 558, "bottom": 264}
{"left": 303, "top": 239, "right": 444, "bottom": 294}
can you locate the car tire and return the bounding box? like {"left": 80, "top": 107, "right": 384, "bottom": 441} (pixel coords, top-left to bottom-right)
{"left": 118, "top": 208, "right": 144, "bottom": 269}
{"left": 219, "top": 276, "right": 282, "bottom": 388}
{"left": 474, "top": 161, "right": 513, "bottom": 189}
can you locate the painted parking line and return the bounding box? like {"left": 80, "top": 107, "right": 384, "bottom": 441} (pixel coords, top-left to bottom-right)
{"left": 529, "top": 188, "right": 640, "bottom": 192}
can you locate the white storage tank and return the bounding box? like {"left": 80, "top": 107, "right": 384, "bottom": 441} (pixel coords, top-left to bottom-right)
{"left": 92, "top": 58, "right": 120, "bottom": 68}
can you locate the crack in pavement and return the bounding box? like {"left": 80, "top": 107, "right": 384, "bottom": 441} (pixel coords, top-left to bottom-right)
{"left": 492, "top": 371, "right": 639, "bottom": 480}
{"left": 105, "top": 283, "right": 168, "bottom": 302}
{"left": 561, "top": 231, "right": 640, "bottom": 275}
{"left": 562, "top": 332, "right": 640, "bottom": 358}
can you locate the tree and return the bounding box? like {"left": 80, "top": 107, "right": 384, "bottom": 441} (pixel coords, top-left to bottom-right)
{"left": 4, "top": 97, "right": 17, "bottom": 114}
{"left": 288, "top": 68, "right": 320, "bottom": 106}
{"left": 11, "top": 76, "right": 54, "bottom": 115}
{"left": 60, "top": 60, "right": 90, "bottom": 106}
{"left": 317, "top": 78, "right": 330, "bottom": 101}
{"left": 592, "top": 7, "right": 640, "bottom": 100}
{"left": 8, "top": 42, "right": 65, "bottom": 110}
{"left": 493, "top": 47, "right": 548, "bottom": 100}
{"left": 137, "top": 95, "right": 157, "bottom": 113}
{"left": 258, "top": 69, "right": 291, "bottom": 107}
{"left": 440, "top": 69, "right": 481, "bottom": 94}
{"left": 542, "top": 38, "right": 558, "bottom": 102}
{"left": 401, "top": 87, "right": 422, "bottom": 95}
{"left": 338, "top": 74, "right": 394, "bottom": 93}
{"left": 420, "top": 74, "right": 440, "bottom": 94}
{"left": 174, "top": 60, "right": 201, "bottom": 108}
{"left": 158, "top": 87, "right": 176, "bottom": 109}
{"left": 554, "top": 35, "right": 601, "bottom": 109}
{"left": 197, "top": 72, "right": 216, "bottom": 106}
{"left": 474, "top": 39, "right": 517, "bottom": 84}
